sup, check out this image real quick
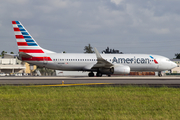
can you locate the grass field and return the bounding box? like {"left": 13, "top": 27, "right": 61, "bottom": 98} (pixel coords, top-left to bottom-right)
{"left": 0, "top": 86, "right": 180, "bottom": 120}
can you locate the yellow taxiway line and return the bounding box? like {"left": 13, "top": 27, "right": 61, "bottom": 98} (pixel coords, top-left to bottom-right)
{"left": 27, "top": 83, "right": 112, "bottom": 87}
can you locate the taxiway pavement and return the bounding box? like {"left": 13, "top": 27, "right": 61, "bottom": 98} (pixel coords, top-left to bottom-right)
{"left": 0, "top": 76, "right": 180, "bottom": 86}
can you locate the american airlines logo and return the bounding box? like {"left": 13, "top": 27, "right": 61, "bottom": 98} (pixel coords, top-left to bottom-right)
{"left": 112, "top": 56, "right": 158, "bottom": 64}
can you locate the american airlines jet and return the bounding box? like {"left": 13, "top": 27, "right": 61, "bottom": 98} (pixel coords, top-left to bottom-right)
{"left": 12, "top": 21, "right": 177, "bottom": 77}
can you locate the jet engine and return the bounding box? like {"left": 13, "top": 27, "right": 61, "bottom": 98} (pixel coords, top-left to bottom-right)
{"left": 99, "top": 65, "right": 130, "bottom": 75}
{"left": 112, "top": 65, "right": 130, "bottom": 74}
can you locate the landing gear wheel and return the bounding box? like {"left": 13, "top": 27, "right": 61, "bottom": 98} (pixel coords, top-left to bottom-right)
{"left": 108, "top": 75, "right": 111, "bottom": 77}
{"left": 96, "top": 72, "right": 102, "bottom": 77}
{"left": 88, "top": 72, "right": 94, "bottom": 77}
{"left": 158, "top": 71, "right": 162, "bottom": 77}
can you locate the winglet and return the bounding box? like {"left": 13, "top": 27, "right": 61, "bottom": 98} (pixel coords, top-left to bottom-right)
{"left": 94, "top": 47, "right": 103, "bottom": 60}
{"left": 93, "top": 47, "right": 113, "bottom": 68}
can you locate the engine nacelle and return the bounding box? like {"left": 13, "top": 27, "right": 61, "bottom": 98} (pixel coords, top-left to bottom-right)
{"left": 98, "top": 65, "right": 130, "bottom": 75}
{"left": 113, "top": 65, "right": 130, "bottom": 74}
{"left": 99, "top": 68, "right": 114, "bottom": 74}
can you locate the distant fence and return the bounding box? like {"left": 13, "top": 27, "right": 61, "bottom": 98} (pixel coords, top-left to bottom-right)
{"left": 166, "top": 73, "right": 180, "bottom": 75}
{"left": 130, "top": 72, "right": 155, "bottom": 76}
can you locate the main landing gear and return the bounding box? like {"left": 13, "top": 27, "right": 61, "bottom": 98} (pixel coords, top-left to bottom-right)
{"left": 96, "top": 72, "right": 102, "bottom": 77}
{"left": 158, "top": 71, "right": 162, "bottom": 77}
{"left": 88, "top": 72, "right": 111, "bottom": 77}
{"left": 88, "top": 72, "right": 94, "bottom": 77}
{"left": 88, "top": 72, "right": 102, "bottom": 77}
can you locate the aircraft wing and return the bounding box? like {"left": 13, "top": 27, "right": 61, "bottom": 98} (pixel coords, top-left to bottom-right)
{"left": 92, "top": 48, "right": 113, "bottom": 68}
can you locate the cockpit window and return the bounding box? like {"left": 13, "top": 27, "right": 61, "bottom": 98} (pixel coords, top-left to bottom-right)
{"left": 166, "top": 59, "right": 170, "bottom": 61}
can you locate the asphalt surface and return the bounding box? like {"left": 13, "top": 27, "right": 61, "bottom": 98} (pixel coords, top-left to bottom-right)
{"left": 1, "top": 76, "right": 180, "bottom": 87}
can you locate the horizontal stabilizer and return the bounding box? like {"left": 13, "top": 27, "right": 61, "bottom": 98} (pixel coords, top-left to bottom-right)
{"left": 19, "top": 52, "right": 33, "bottom": 58}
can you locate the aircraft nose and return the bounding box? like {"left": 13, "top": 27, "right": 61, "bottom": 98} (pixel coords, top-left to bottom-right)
{"left": 171, "top": 62, "right": 177, "bottom": 68}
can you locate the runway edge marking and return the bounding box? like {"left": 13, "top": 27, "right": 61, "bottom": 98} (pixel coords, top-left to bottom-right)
{"left": 26, "top": 83, "right": 113, "bottom": 87}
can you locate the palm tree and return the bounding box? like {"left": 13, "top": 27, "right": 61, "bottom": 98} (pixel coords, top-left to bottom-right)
{"left": 84, "top": 44, "right": 94, "bottom": 53}
{"left": 1, "top": 51, "right": 7, "bottom": 57}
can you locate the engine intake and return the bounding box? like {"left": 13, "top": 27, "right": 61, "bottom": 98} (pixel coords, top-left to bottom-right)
{"left": 113, "top": 65, "right": 130, "bottom": 74}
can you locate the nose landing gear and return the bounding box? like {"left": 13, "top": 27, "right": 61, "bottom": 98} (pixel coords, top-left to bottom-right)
{"left": 158, "top": 71, "right": 162, "bottom": 77}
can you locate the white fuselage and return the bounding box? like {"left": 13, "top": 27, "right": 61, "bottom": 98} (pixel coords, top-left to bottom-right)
{"left": 26, "top": 53, "right": 177, "bottom": 72}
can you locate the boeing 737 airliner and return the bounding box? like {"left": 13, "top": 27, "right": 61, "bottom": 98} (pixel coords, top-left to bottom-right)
{"left": 12, "top": 21, "right": 177, "bottom": 77}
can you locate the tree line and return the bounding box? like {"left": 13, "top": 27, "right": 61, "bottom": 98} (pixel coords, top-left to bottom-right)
{"left": 84, "top": 44, "right": 123, "bottom": 54}
{"left": 1, "top": 51, "right": 14, "bottom": 57}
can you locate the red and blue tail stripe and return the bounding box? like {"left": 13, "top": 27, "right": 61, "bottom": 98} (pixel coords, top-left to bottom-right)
{"left": 12, "top": 21, "right": 53, "bottom": 62}
{"left": 12, "top": 21, "right": 43, "bottom": 53}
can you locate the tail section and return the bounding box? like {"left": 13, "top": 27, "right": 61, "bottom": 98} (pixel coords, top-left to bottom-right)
{"left": 12, "top": 21, "right": 54, "bottom": 54}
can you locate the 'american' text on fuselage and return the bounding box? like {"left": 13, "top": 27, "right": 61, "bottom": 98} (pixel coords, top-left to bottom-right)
{"left": 112, "top": 57, "right": 150, "bottom": 64}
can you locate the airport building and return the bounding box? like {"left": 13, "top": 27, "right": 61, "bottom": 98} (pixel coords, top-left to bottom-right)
{"left": 0, "top": 55, "right": 36, "bottom": 75}
{"left": 170, "top": 59, "right": 180, "bottom": 73}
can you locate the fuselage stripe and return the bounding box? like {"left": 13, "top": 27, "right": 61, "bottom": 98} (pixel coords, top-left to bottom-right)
{"left": 19, "top": 49, "right": 44, "bottom": 53}
{"left": 22, "top": 57, "right": 52, "bottom": 61}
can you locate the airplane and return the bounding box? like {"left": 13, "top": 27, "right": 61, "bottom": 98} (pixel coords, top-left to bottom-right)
{"left": 12, "top": 21, "right": 177, "bottom": 77}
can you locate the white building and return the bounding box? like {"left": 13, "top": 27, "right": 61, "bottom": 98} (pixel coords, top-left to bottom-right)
{"left": 170, "top": 59, "right": 180, "bottom": 73}
{"left": 0, "top": 55, "right": 25, "bottom": 74}
{"left": 56, "top": 70, "right": 89, "bottom": 76}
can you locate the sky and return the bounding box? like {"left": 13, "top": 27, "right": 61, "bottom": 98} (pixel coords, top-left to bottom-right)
{"left": 0, "top": 0, "right": 180, "bottom": 58}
